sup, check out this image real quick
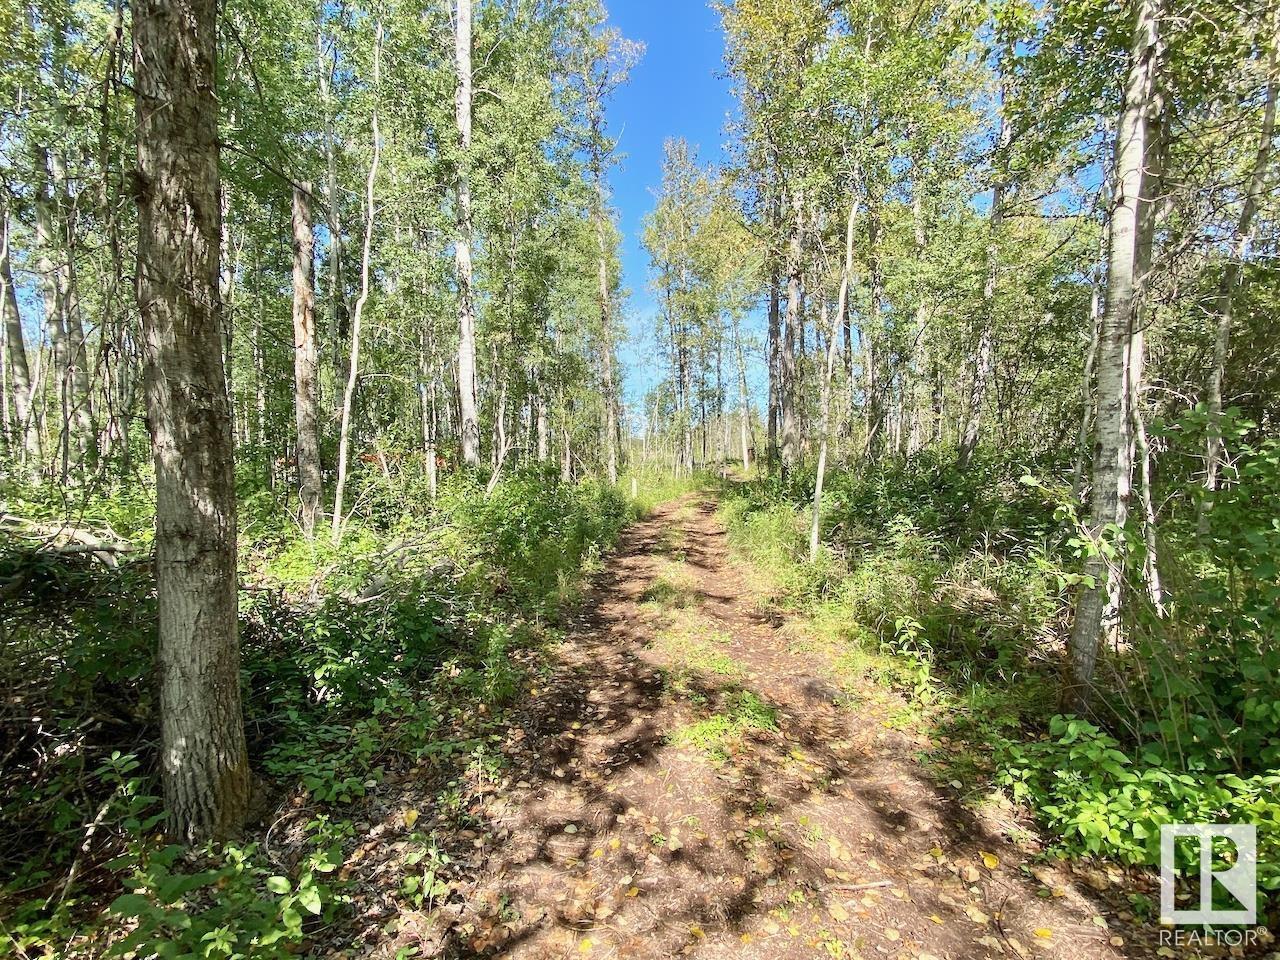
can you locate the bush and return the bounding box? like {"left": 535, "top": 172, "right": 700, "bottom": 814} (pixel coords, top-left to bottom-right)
{"left": 997, "top": 716, "right": 1280, "bottom": 896}
{"left": 717, "top": 445, "right": 1279, "bottom": 899}
{"left": 0, "top": 466, "right": 636, "bottom": 953}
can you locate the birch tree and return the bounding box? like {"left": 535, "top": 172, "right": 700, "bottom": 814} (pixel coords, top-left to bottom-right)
{"left": 1065, "top": 0, "right": 1161, "bottom": 713}
{"left": 453, "top": 0, "right": 480, "bottom": 467}
{"left": 292, "top": 184, "right": 322, "bottom": 538}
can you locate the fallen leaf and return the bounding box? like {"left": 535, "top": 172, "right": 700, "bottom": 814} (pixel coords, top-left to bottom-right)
{"left": 981, "top": 852, "right": 999, "bottom": 869}
{"left": 885, "top": 928, "right": 900, "bottom": 941}
{"left": 828, "top": 902, "right": 850, "bottom": 922}
{"left": 403, "top": 809, "right": 419, "bottom": 828}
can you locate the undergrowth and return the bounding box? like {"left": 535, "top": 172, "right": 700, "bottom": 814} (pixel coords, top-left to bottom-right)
{"left": 717, "top": 437, "right": 1280, "bottom": 909}
{"left": 0, "top": 465, "right": 639, "bottom": 956}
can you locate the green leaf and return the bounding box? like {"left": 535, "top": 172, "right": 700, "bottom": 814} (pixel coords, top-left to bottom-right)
{"left": 265, "top": 876, "right": 291, "bottom": 895}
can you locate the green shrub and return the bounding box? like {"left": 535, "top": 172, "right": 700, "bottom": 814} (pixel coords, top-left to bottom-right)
{"left": 1, "top": 465, "right": 638, "bottom": 950}
{"left": 996, "top": 716, "right": 1280, "bottom": 895}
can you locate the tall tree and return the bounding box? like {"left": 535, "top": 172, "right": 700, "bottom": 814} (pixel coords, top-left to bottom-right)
{"left": 1065, "top": 0, "right": 1161, "bottom": 713}
{"left": 453, "top": 0, "right": 480, "bottom": 467}
{"left": 1, "top": 210, "right": 37, "bottom": 466}
{"left": 133, "top": 0, "right": 250, "bottom": 840}
{"left": 1200, "top": 19, "right": 1279, "bottom": 530}
{"left": 292, "top": 184, "right": 322, "bottom": 538}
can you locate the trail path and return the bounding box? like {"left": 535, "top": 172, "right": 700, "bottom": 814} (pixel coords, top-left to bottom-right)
{"left": 389, "top": 495, "right": 1152, "bottom": 959}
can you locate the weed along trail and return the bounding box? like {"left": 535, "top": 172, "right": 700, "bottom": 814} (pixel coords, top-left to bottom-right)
{"left": 395, "top": 495, "right": 1142, "bottom": 960}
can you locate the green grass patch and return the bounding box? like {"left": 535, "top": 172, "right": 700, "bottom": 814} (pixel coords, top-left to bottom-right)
{"left": 670, "top": 691, "right": 779, "bottom": 760}
{"left": 653, "top": 617, "right": 739, "bottom": 678}
{"left": 640, "top": 566, "right": 700, "bottom": 608}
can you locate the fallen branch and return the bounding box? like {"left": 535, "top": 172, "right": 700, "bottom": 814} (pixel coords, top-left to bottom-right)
{"left": 831, "top": 879, "right": 895, "bottom": 892}
{"left": 1, "top": 513, "right": 135, "bottom": 567}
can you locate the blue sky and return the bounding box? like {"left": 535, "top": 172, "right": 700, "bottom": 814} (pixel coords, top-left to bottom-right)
{"left": 602, "top": 0, "right": 734, "bottom": 410}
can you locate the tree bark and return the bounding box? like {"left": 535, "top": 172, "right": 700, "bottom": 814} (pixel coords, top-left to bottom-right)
{"left": 292, "top": 184, "right": 322, "bottom": 538}
{"left": 133, "top": 0, "right": 250, "bottom": 842}
{"left": 780, "top": 190, "right": 802, "bottom": 473}
{"left": 1072, "top": 231, "right": 1109, "bottom": 500}
{"left": 1065, "top": 0, "right": 1160, "bottom": 714}
{"left": 453, "top": 0, "right": 480, "bottom": 467}
{"left": 596, "top": 217, "right": 619, "bottom": 483}
{"left": 864, "top": 205, "right": 885, "bottom": 460}
{"left": 733, "top": 311, "right": 751, "bottom": 472}
{"left": 766, "top": 234, "right": 780, "bottom": 467}
{"left": 32, "top": 147, "right": 74, "bottom": 480}
{"left": 1, "top": 212, "right": 37, "bottom": 465}
{"left": 810, "top": 197, "right": 858, "bottom": 563}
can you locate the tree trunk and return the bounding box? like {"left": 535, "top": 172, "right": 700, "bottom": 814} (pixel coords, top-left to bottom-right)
{"left": 958, "top": 49, "right": 1011, "bottom": 469}
{"left": 317, "top": 5, "right": 348, "bottom": 402}
{"left": 536, "top": 367, "right": 549, "bottom": 461}
{"left": 597, "top": 224, "right": 618, "bottom": 483}
{"left": 767, "top": 246, "right": 780, "bottom": 467}
{"left": 292, "top": 184, "right": 322, "bottom": 538}
{"left": 1072, "top": 235, "right": 1108, "bottom": 500}
{"left": 134, "top": 0, "right": 250, "bottom": 842}
{"left": 453, "top": 0, "right": 480, "bottom": 467}
{"left": 810, "top": 197, "right": 858, "bottom": 563}
{"left": 1, "top": 211, "right": 37, "bottom": 465}
{"left": 733, "top": 312, "right": 751, "bottom": 472}
{"left": 780, "top": 190, "right": 802, "bottom": 473}
{"left": 864, "top": 206, "right": 885, "bottom": 460}
{"left": 1065, "top": 0, "right": 1160, "bottom": 714}
{"left": 33, "top": 147, "right": 73, "bottom": 480}
{"left": 332, "top": 21, "right": 383, "bottom": 543}
{"left": 1200, "top": 27, "right": 1278, "bottom": 532}
{"left": 420, "top": 337, "right": 439, "bottom": 500}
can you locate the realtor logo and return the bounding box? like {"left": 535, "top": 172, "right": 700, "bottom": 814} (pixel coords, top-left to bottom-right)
{"left": 1160, "top": 824, "right": 1256, "bottom": 925}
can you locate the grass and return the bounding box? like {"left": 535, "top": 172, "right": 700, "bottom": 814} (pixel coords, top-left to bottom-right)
{"left": 640, "top": 566, "right": 700, "bottom": 609}
{"left": 669, "top": 691, "right": 780, "bottom": 761}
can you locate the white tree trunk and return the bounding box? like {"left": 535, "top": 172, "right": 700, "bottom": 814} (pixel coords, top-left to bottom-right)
{"left": 454, "top": 0, "right": 480, "bottom": 467}
{"left": 780, "top": 190, "right": 802, "bottom": 472}
{"left": 810, "top": 196, "right": 858, "bottom": 562}
{"left": 332, "top": 21, "right": 382, "bottom": 544}
{"left": 1, "top": 211, "right": 38, "bottom": 466}
{"left": 1066, "top": 0, "right": 1160, "bottom": 713}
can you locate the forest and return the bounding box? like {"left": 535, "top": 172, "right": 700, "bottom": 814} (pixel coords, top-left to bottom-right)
{"left": 1, "top": 0, "right": 1278, "bottom": 956}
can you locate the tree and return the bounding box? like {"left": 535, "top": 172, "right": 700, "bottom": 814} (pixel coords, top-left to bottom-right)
{"left": 453, "top": 0, "right": 480, "bottom": 467}
{"left": 1201, "top": 16, "right": 1279, "bottom": 531}
{"left": 292, "top": 184, "right": 322, "bottom": 538}
{"left": 134, "top": 0, "right": 250, "bottom": 841}
{"left": 1065, "top": 0, "right": 1162, "bottom": 713}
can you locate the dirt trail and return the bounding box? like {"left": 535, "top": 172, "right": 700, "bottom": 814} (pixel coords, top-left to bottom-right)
{"left": 393, "top": 495, "right": 1151, "bottom": 959}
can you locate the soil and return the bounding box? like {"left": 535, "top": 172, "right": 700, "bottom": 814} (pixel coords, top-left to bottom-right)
{"left": 347, "top": 494, "right": 1201, "bottom": 960}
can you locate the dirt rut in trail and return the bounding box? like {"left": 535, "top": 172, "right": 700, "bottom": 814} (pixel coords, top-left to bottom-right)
{"left": 401, "top": 495, "right": 1157, "bottom": 960}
